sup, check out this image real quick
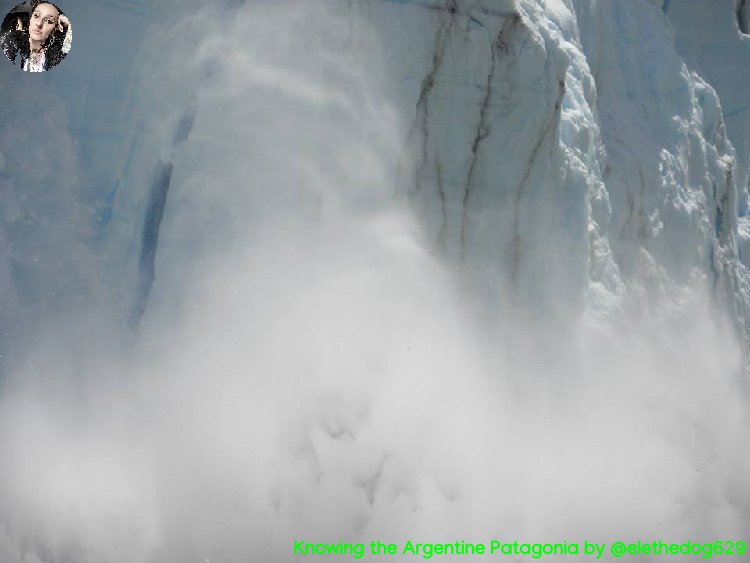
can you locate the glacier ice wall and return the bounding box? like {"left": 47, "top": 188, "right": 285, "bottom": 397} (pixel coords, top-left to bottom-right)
{"left": 664, "top": 0, "right": 750, "bottom": 212}
{"left": 98, "top": 0, "right": 750, "bottom": 344}
{"left": 1, "top": 0, "right": 750, "bottom": 562}
{"left": 573, "top": 0, "right": 743, "bottom": 333}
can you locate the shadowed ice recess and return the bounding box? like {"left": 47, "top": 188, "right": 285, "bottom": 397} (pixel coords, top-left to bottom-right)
{"left": 0, "top": 0, "right": 749, "bottom": 561}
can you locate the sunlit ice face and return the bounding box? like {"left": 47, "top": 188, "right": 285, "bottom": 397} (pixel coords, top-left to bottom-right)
{"left": 29, "top": 3, "right": 58, "bottom": 44}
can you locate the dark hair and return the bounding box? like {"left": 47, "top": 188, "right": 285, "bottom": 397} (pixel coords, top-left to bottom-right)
{"left": 30, "top": 0, "right": 64, "bottom": 15}
{"left": 30, "top": 1, "right": 67, "bottom": 68}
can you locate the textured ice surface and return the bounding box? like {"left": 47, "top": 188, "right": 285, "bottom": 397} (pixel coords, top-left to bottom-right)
{"left": 95, "top": 0, "right": 749, "bottom": 340}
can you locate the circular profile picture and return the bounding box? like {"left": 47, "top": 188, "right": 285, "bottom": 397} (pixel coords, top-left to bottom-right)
{"left": 1, "top": 0, "right": 71, "bottom": 72}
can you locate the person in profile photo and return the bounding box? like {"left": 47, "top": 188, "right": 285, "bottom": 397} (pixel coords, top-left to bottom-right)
{"left": 1, "top": 1, "right": 71, "bottom": 71}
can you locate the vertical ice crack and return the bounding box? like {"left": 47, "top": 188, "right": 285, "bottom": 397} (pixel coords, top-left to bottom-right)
{"left": 405, "top": 17, "right": 453, "bottom": 197}
{"left": 709, "top": 164, "right": 735, "bottom": 296}
{"left": 618, "top": 166, "right": 647, "bottom": 242}
{"left": 130, "top": 104, "right": 198, "bottom": 329}
{"left": 400, "top": 8, "right": 458, "bottom": 249}
{"left": 621, "top": 189, "right": 634, "bottom": 238}
{"left": 717, "top": 164, "right": 734, "bottom": 243}
{"left": 460, "top": 13, "right": 521, "bottom": 254}
{"left": 436, "top": 159, "right": 448, "bottom": 247}
{"left": 510, "top": 79, "right": 566, "bottom": 283}
{"left": 129, "top": 0, "right": 247, "bottom": 328}
{"left": 637, "top": 165, "right": 649, "bottom": 241}
{"left": 131, "top": 160, "right": 173, "bottom": 328}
